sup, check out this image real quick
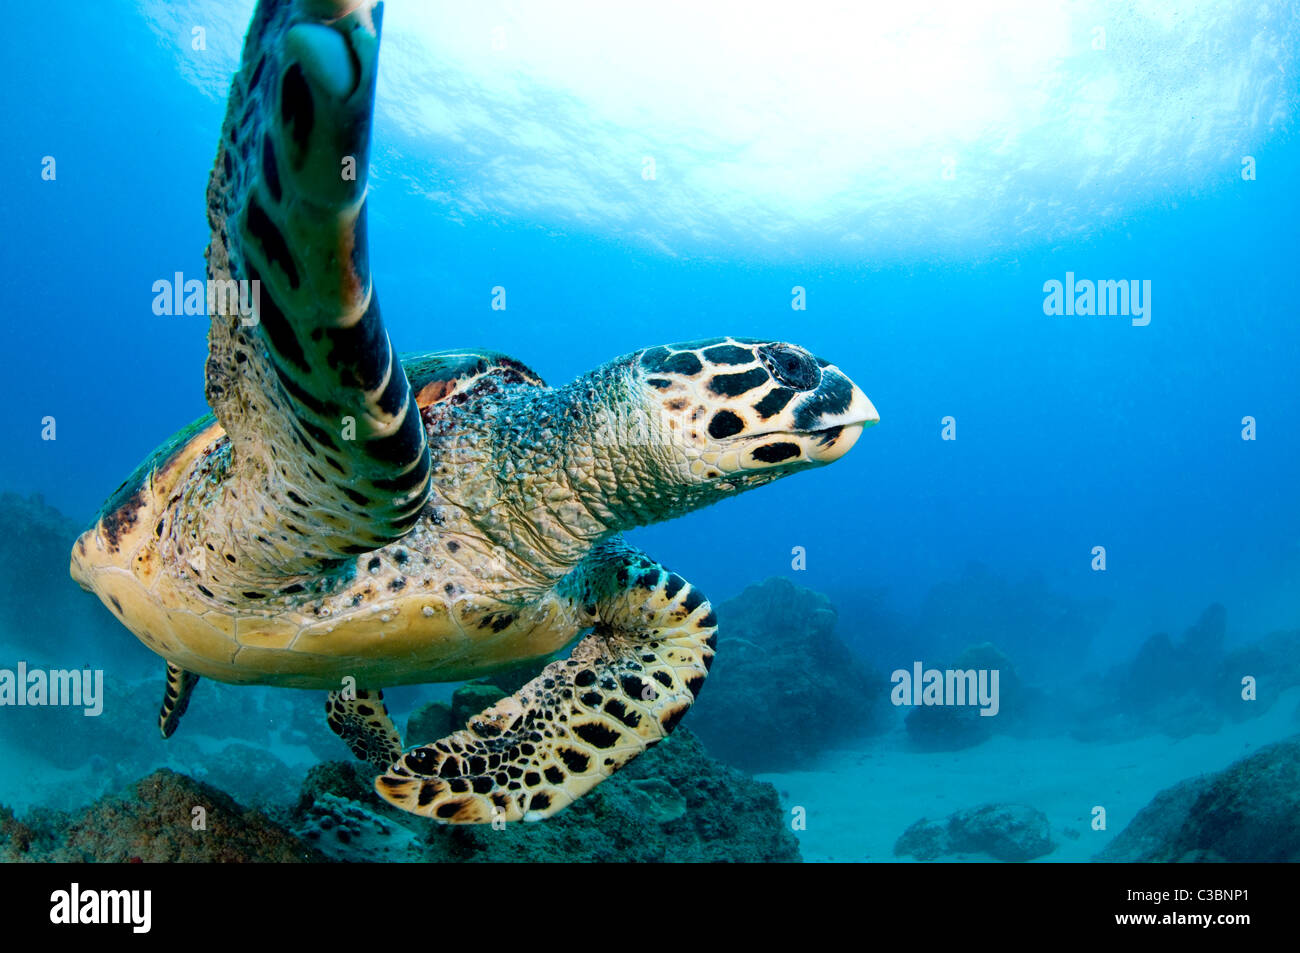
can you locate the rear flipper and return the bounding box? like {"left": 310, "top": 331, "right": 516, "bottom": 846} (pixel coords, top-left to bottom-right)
{"left": 326, "top": 688, "right": 403, "bottom": 769}
{"left": 159, "top": 662, "right": 200, "bottom": 739}
{"left": 374, "top": 541, "right": 716, "bottom": 823}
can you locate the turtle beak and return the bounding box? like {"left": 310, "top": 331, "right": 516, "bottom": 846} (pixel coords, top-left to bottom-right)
{"left": 806, "top": 383, "right": 878, "bottom": 463}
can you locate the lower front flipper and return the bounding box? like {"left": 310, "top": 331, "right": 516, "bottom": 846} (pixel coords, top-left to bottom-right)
{"left": 374, "top": 544, "right": 716, "bottom": 823}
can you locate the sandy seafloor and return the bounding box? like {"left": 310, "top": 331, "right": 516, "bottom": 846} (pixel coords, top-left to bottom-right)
{"left": 759, "top": 686, "right": 1300, "bottom": 862}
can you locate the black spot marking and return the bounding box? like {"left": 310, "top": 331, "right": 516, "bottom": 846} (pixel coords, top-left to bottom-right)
{"left": 660, "top": 704, "right": 690, "bottom": 733}
{"left": 708, "top": 368, "right": 768, "bottom": 397}
{"left": 270, "top": 358, "right": 329, "bottom": 416}
{"left": 260, "top": 133, "right": 281, "bottom": 203}
{"left": 639, "top": 346, "right": 669, "bottom": 369}
{"left": 391, "top": 503, "right": 426, "bottom": 533}
{"left": 377, "top": 365, "right": 406, "bottom": 417}
{"left": 642, "top": 348, "right": 703, "bottom": 376}
{"left": 604, "top": 698, "right": 641, "bottom": 728}
{"left": 529, "top": 792, "right": 553, "bottom": 812}
{"left": 324, "top": 301, "right": 389, "bottom": 392}
{"left": 435, "top": 800, "right": 463, "bottom": 819}
{"left": 573, "top": 722, "right": 621, "bottom": 749}
{"left": 752, "top": 442, "right": 800, "bottom": 463}
{"left": 558, "top": 748, "right": 590, "bottom": 773}
{"left": 573, "top": 669, "right": 596, "bottom": 687}
{"left": 753, "top": 387, "right": 795, "bottom": 419}
{"left": 366, "top": 397, "right": 425, "bottom": 465}
{"left": 543, "top": 766, "right": 565, "bottom": 785}
{"left": 708, "top": 410, "right": 745, "bottom": 439}
{"left": 682, "top": 588, "right": 705, "bottom": 613}
{"left": 703, "top": 344, "right": 755, "bottom": 365}
{"left": 685, "top": 674, "right": 706, "bottom": 698}
{"left": 662, "top": 352, "right": 703, "bottom": 375}
{"left": 245, "top": 196, "right": 300, "bottom": 290}
{"left": 372, "top": 454, "right": 432, "bottom": 493}
{"left": 279, "top": 63, "right": 314, "bottom": 153}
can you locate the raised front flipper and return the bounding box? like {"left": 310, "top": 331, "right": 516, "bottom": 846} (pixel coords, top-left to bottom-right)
{"left": 196, "top": 0, "right": 429, "bottom": 590}
{"left": 374, "top": 540, "right": 716, "bottom": 823}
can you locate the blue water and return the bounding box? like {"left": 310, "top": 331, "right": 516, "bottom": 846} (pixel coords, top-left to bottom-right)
{"left": 1, "top": 1, "right": 1298, "bottom": 861}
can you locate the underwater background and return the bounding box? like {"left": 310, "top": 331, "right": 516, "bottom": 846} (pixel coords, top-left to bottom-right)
{"left": 0, "top": 0, "right": 1298, "bottom": 861}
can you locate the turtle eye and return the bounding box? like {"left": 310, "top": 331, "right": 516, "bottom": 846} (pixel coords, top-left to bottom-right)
{"left": 759, "top": 344, "right": 820, "bottom": 391}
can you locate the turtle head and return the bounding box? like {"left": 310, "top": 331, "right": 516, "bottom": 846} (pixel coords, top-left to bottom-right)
{"left": 628, "top": 336, "right": 878, "bottom": 495}
{"left": 508, "top": 336, "right": 877, "bottom": 547}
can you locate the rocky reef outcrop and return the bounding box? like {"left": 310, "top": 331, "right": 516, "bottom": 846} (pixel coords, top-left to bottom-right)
{"left": 291, "top": 793, "right": 421, "bottom": 861}
{"left": 1070, "top": 605, "right": 1300, "bottom": 742}
{"left": 686, "top": 576, "right": 888, "bottom": 771}
{"left": 887, "top": 561, "right": 1113, "bottom": 683}
{"left": 0, "top": 725, "right": 800, "bottom": 862}
{"left": 0, "top": 770, "right": 321, "bottom": 862}
{"left": 895, "top": 802, "right": 1055, "bottom": 862}
{"left": 901, "top": 642, "right": 1045, "bottom": 750}
{"left": 295, "top": 727, "right": 800, "bottom": 863}
{"left": 1096, "top": 736, "right": 1300, "bottom": 862}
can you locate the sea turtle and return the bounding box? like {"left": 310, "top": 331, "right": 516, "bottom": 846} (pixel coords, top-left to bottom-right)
{"left": 69, "top": 0, "right": 878, "bottom": 824}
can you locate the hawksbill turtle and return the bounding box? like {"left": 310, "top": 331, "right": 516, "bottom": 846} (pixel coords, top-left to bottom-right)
{"left": 69, "top": 0, "right": 878, "bottom": 824}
